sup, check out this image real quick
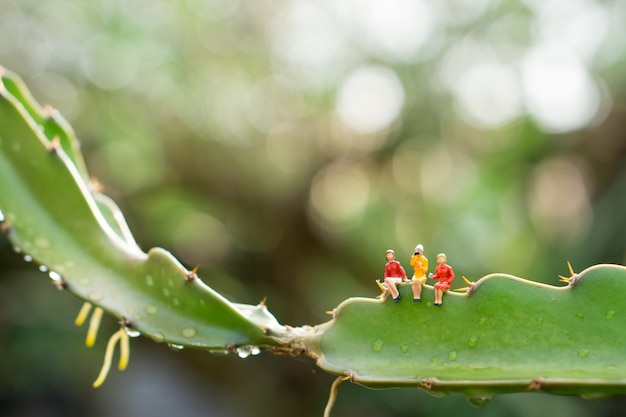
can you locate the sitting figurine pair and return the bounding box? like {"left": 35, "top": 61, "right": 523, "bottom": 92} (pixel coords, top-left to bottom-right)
{"left": 382, "top": 245, "right": 454, "bottom": 306}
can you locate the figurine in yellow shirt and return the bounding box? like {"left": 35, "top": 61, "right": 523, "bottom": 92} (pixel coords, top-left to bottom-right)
{"left": 410, "top": 244, "right": 428, "bottom": 302}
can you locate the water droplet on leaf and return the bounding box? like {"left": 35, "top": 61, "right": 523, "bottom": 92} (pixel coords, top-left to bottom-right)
{"left": 182, "top": 327, "right": 196, "bottom": 338}
{"left": 371, "top": 339, "right": 384, "bottom": 352}
{"left": 168, "top": 343, "right": 184, "bottom": 351}
{"left": 400, "top": 344, "right": 409, "bottom": 353}
{"left": 23, "top": 255, "right": 32, "bottom": 262}
{"left": 606, "top": 310, "right": 616, "bottom": 319}
{"left": 124, "top": 327, "right": 141, "bottom": 338}
{"left": 466, "top": 395, "right": 491, "bottom": 408}
{"left": 39, "top": 265, "right": 48, "bottom": 272}
{"left": 145, "top": 274, "right": 154, "bottom": 287}
{"left": 578, "top": 349, "right": 590, "bottom": 359}
{"left": 152, "top": 332, "right": 165, "bottom": 343}
{"left": 237, "top": 346, "right": 254, "bottom": 358}
{"left": 48, "top": 271, "right": 62, "bottom": 282}
{"left": 88, "top": 292, "right": 103, "bottom": 301}
{"left": 448, "top": 350, "right": 457, "bottom": 361}
{"left": 145, "top": 305, "right": 158, "bottom": 315}
{"left": 468, "top": 335, "right": 479, "bottom": 348}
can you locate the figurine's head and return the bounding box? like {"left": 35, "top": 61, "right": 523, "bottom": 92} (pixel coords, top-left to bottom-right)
{"left": 436, "top": 253, "right": 447, "bottom": 264}
{"left": 385, "top": 249, "right": 396, "bottom": 261}
{"left": 414, "top": 244, "right": 424, "bottom": 255}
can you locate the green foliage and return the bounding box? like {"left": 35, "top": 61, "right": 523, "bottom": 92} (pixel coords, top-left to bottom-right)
{"left": 2, "top": 66, "right": 626, "bottom": 414}
{"left": 308, "top": 266, "right": 626, "bottom": 404}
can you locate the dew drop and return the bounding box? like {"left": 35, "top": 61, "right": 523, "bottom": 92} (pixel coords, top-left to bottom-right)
{"left": 23, "top": 255, "right": 33, "bottom": 262}
{"left": 576, "top": 312, "right": 584, "bottom": 320}
{"left": 0, "top": 210, "right": 4, "bottom": 222}
{"left": 478, "top": 316, "right": 487, "bottom": 326}
{"left": 168, "top": 343, "right": 184, "bottom": 351}
{"left": 13, "top": 246, "right": 22, "bottom": 254}
{"left": 124, "top": 327, "right": 141, "bottom": 338}
{"left": 39, "top": 265, "right": 48, "bottom": 272}
{"left": 606, "top": 310, "right": 616, "bottom": 319}
{"left": 145, "top": 274, "right": 154, "bottom": 287}
{"left": 181, "top": 327, "right": 196, "bottom": 338}
{"left": 210, "top": 349, "right": 230, "bottom": 356}
{"left": 145, "top": 305, "right": 158, "bottom": 315}
{"left": 88, "top": 292, "right": 103, "bottom": 301}
{"left": 448, "top": 350, "right": 458, "bottom": 361}
{"left": 152, "top": 332, "right": 165, "bottom": 343}
{"left": 430, "top": 355, "right": 441, "bottom": 363}
{"left": 578, "top": 349, "right": 590, "bottom": 359}
{"left": 172, "top": 297, "right": 180, "bottom": 306}
{"left": 468, "top": 335, "right": 479, "bottom": 348}
{"left": 400, "top": 344, "right": 409, "bottom": 353}
{"left": 237, "top": 346, "right": 253, "bottom": 358}
{"left": 48, "top": 271, "right": 62, "bottom": 282}
{"left": 34, "top": 237, "right": 50, "bottom": 248}
{"left": 162, "top": 288, "right": 170, "bottom": 297}
{"left": 251, "top": 346, "right": 261, "bottom": 356}
{"left": 466, "top": 395, "right": 491, "bottom": 408}
{"left": 371, "top": 339, "right": 384, "bottom": 352}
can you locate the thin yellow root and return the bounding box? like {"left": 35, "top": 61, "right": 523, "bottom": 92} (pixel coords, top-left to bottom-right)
{"left": 118, "top": 329, "right": 130, "bottom": 371}
{"left": 74, "top": 302, "right": 93, "bottom": 326}
{"left": 323, "top": 376, "right": 350, "bottom": 417}
{"left": 92, "top": 328, "right": 130, "bottom": 388}
{"left": 86, "top": 307, "right": 104, "bottom": 347}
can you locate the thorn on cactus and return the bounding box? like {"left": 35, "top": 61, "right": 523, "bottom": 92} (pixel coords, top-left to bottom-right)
{"left": 47, "top": 136, "right": 61, "bottom": 154}
{"left": 185, "top": 265, "right": 199, "bottom": 282}
{"left": 0, "top": 218, "right": 11, "bottom": 235}
{"left": 43, "top": 104, "right": 57, "bottom": 118}
{"left": 559, "top": 261, "right": 579, "bottom": 286}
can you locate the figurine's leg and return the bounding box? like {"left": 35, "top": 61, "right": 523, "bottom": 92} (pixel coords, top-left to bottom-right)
{"left": 385, "top": 278, "right": 398, "bottom": 298}
{"left": 411, "top": 278, "right": 422, "bottom": 301}
{"left": 384, "top": 278, "right": 400, "bottom": 301}
{"left": 434, "top": 287, "right": 442, "bottom": 305}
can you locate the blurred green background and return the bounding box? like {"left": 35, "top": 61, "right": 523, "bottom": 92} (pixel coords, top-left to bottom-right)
{"left": 1, "top": 0, "right": 626, "bottom": 416}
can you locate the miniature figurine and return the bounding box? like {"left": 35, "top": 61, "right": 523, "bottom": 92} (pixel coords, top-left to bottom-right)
{"left": 383, "top": 249, "right": 407, "bottom": 303}
{"left": 410, "top": 244, "right": 428, "bottom": 302}
{"left": 429, "top": 253, "right": 454, "bottom": 306}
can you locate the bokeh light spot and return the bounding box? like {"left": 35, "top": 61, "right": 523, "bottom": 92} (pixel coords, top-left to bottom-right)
{"left": 309, "top": 162, "right": 371, "bottom": 230}
{"left": 521, "top": 44, "right": 601, "bottom": 133}
{"left": 336, "top": 65, "right": 405, "bottom": 134}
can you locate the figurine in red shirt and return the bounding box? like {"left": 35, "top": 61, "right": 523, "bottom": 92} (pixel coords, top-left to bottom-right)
{"left": 383, "top": 249, "right": 407, "bottom": 303}
{"left": 429, "top": 253, "right": 454, "bottom": 306}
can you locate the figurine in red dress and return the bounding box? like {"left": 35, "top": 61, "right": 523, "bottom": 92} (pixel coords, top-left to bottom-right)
{"left": 429, "top": 253, "right": 454, "bottom": 306}
{"left": 383, "top": 249, "right": 407, "bottom": 303}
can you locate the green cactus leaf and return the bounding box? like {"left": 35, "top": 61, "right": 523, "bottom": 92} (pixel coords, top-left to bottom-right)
{"left": 0, "top": 69, "right": 279, "bottom": 352}
{"left": 0, "top": 67, "right": 89, "bottom": 180}
{"left": 305, "top": 265, "right": 626, "bottom": 400}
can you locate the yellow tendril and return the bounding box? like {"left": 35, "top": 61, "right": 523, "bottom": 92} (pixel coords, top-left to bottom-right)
{"left": 323, "top": 375, "right": 350, "bottom": 417}
{"left": 86, "top": 307, "right": 104, "bottom": 347}
{"left": 92, "top": 328, "right": 130, "bottom": 388}
{"left": 74, "top": 302, "right": 93, "bottom": 326}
